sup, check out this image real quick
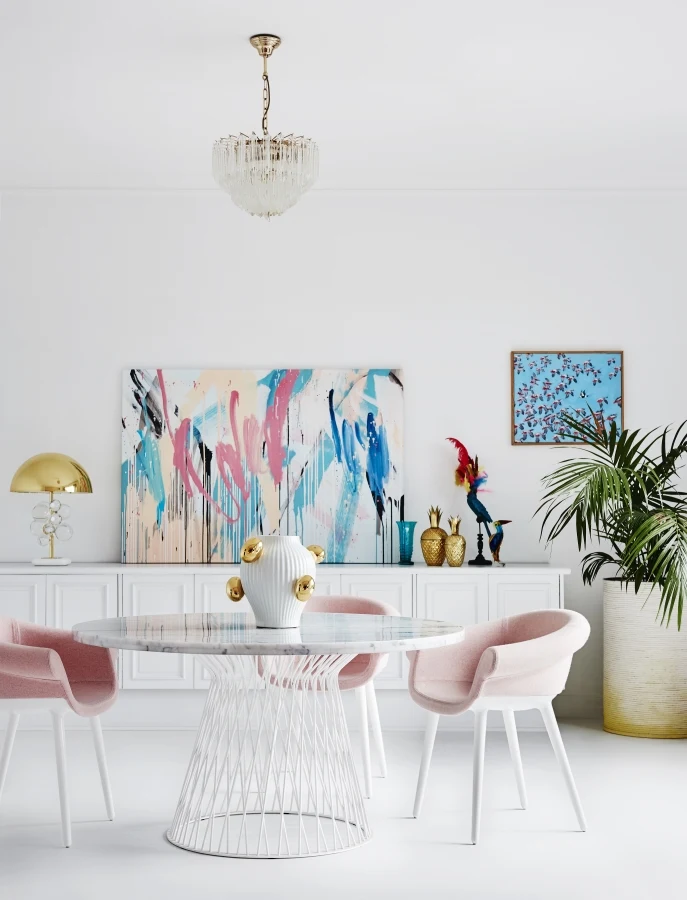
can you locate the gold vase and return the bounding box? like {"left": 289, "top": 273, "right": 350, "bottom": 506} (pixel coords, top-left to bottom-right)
{"left": 421, "top": 507, "right": 447, "bottom": 566}
{"left": 445, "top": 516, "right": 467, "bottom": 567}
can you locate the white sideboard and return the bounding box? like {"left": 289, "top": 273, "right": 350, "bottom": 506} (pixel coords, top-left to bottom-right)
{"left": 0, "top": 563, "right": 569, "bottom": 693}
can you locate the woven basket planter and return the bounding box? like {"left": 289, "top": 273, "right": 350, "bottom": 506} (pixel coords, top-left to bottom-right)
{"left": 604, "top": 579, "right": 687, "bottom": 738}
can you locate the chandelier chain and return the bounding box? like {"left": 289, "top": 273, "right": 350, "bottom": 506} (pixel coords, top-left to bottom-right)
{"left": 212, "top": 33, "right": 319, "bottom": 218}
{"left": 262, "top": 56, "right": 270, "bottom": 137}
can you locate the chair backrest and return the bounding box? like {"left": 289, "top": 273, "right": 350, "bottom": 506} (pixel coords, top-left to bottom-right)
{"left": 410, "top": 608, "right": 590, "bottom": 704}
{"left": 307, "top": 595, "right": 400, "bottom": 617}
{"left": 483, "top": 609, "right": 591, "bottom": 698}
{"left": 503, "top": 609, "right": 587, "bottom": 648}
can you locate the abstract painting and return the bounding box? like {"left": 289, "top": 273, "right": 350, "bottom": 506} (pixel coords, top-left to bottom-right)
{"left": 122, "top": 369, "right": 404, "bottom": 563}
{"left": 511, "top": 351, "right": 623, "bottom": 444}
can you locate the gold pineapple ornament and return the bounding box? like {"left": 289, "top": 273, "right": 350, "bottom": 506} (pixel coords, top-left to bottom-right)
{"left": 445, "top": 516, "right": 467, "bottom": 567}
{"left": 421, "top": 507, "right": 448, "bottom": 566}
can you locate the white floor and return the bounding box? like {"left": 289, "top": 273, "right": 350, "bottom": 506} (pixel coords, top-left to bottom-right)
{"left": 0, "top": 722, "right": 684, "bottom": 900}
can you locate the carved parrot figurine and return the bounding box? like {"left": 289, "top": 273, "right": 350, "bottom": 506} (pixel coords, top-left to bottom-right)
{"left": 488, "top": 520, "right": 512, "bottom": 565}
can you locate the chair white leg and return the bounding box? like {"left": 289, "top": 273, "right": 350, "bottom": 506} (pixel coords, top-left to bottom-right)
{"left": 365, "top": 681, "right": 387, "bottom": 778}
{"left": 541, "top": 701, "right": 587, "bottom": 832}
{"left": 0, "top": 712, "right": 20, "bottom": 803}
{"left": 89, "top": 717, "right": 115, "bottom": 821}
{"left": 355, "top": 685, "right": 372, "bottom": 799}
{"left": 413, "top": 711, "right": 439, "bottom": 818}
{"left": 51, "top": 710, "right": 72, "bottom": 848}
{"left": 471, "top": 709, "right": 488, "bottom": 845}
{"left": 502, "top": 709, "right": 527, "bottom": 809}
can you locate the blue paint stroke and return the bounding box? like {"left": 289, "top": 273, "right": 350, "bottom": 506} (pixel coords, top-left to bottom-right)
{"left": 364, "top": 368, "right": 392, "bottom": 401}
{"left": 365, "top": 413, "right": 390, "bottom": 524}
{"left": 292, "top": 434, "right": 336, "bottom": 532}
{"left": 135, "top": 428, "right": 166, "bottom": 525}
{"left": 341, "top": 419, "right": 361, "bottom": 486}
{"left": 328, "top": 389, "right": 342, "bottom": 462}
{"left": 192, "top": 400, "right": 219, "bottom": 433}
{"left": 121, "top": 461, "right": 128, "bottom": 560}
{"left": 329, "top": 468, "right": 363, "bottom": 563}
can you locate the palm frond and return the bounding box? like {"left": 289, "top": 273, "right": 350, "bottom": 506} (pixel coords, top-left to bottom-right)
{"left": 538, "top": 416, "right": 687, "bottom": 629}
{"left": 622, "top": 510, "right": 687, "bottom": 627}
{"left": 581, "top": 551, "right": 620, "bottom": 585}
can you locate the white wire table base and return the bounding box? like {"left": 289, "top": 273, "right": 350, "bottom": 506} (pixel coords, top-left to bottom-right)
{"left": 166, "top": 653, "right": 371, "bottom": 858}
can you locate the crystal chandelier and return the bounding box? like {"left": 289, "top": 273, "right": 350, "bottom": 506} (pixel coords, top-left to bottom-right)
{"left": 213, "top": 34, "right": 319, "bottom": 219}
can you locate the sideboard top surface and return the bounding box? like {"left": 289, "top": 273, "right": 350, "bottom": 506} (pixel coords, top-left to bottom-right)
{"left": 0, "top": 562, "right": 571, "bottom": 576}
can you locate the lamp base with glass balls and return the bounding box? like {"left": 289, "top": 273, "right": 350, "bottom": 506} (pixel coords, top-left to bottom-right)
{"left": 29, "top": 492, "right": 74, "bottom": 567}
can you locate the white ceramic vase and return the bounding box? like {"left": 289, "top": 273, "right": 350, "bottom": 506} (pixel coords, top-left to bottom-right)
{"left": 604, "top": 579, "right": 687, "bottom": 737}
{"left": 240, "top": 535, "right": 317, "bottom": 628}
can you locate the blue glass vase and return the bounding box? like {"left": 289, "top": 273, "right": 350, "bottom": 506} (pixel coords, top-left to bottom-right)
{"left": 397, "top": 521, "right": 417, "bottom": 566}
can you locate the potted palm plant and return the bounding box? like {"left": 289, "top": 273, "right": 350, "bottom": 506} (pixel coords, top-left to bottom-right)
{"left": 538, "top": 412, "right": 687, "bottom": 737}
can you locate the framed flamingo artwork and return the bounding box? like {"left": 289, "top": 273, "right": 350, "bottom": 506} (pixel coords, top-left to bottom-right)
{"left": 511, "top": 351, "right": 624, "bottom": 445}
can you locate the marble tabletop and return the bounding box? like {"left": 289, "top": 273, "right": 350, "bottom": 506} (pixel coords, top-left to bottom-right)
{"left": 72, "top": 612, "right": 464, "bottom": 656}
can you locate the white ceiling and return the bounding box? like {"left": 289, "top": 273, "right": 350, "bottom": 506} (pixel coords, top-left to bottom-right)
{"left": 1, "top": 0, "right": 686, "bottom": 190}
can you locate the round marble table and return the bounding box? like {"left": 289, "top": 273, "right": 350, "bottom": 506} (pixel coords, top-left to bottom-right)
{"left": 73, "top": 611, "right": 463, "bottom": 859}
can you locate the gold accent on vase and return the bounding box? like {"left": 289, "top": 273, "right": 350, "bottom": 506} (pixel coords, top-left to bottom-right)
{"left": 241, "top": 537, "right": 264, "bottom": 563}
{"left": 294, "top": 575, "right": 315, "bottom": 602}
{"left": 226, "top": 576, "right": 245, "bottom": 602}
{"left": 421, "top": 506, "right": 448, "bottom": 566}
{"left": 307, "top": 544, "right": 325, "bottom": 565}
{"left": 445, "top": 516, "right": 467, "bottom": 567}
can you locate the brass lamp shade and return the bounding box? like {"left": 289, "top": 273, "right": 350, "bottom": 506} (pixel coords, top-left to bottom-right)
{"left": 10, "top": 453, "right": 93, "bottom": 494}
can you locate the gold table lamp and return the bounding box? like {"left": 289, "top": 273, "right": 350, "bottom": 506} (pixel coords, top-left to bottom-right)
{"left": 10, "top": 453, "right": 92, "bottom": 566}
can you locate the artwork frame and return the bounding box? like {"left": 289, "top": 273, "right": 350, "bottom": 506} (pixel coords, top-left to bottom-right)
{"left": 511, "top": 350, "right": 624, "bottom": 445}
{"left": 121, "top": 367, "right": 404, "bottom": 564}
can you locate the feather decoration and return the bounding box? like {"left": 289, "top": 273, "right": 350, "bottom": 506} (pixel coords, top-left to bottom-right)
{"left": 447, "top": 437, "right": 489, "bottom": 492}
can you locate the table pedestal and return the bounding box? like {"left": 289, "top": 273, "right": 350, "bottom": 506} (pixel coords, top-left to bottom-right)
{"left": 166, "top": 653, "right": 371, "bottom": 858}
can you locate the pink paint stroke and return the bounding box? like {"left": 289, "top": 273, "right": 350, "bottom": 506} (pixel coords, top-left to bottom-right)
{"left": 242, "top": 414, "right": 263, "bottom": 476}
{"left": 214, "top": 391, "right": 250, "bottom": 522}
{"left": 263, "top": 370, "right": 299, "bottom": 484}
{"left": 157, "top": 369, "right": 236, "bottom": 522}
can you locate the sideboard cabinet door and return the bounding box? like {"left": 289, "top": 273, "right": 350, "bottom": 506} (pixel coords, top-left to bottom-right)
{"left": 194, "top": 570, "right": 243, "bottom": 689}
{"left": 47, "top": 574, "right": 120, "bottom": 682}
{"left": 339, "top": 572, "right": 412, "bottom": 688}
{"left": 488, "top": 575, "right": 562, "bottom": 619}
{"left": 0, "top": 575, "right": 46, "bottom": 624}
{"left": 415, "top": 574, "right": 489, "bottom": 628}
{"left": 121, "top": 575, "right": 194, "bottom": 689}
{"left": 312, "top": 570, "right": 341, "bottom": 597}
{"left": 46, "top": 575, "right": 118, "bottom": 628}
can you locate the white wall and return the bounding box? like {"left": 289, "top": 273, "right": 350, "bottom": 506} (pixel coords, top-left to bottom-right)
{"left": 1, "top": 189, "right": 685, "bottom": 718}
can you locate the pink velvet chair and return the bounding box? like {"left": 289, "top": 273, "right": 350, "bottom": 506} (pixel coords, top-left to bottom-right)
{"left": 410, "top": 609, "right": 590, "bottom": 843}
{"left": 0, "top": 617, "right": 118, "bottom": 847}
{"left": 308, "top": 595, "right": 399, "bottom": 798}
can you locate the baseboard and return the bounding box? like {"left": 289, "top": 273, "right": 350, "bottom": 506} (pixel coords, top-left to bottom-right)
{"left": 555, "top": 692, "right": 603, "bottom": 719}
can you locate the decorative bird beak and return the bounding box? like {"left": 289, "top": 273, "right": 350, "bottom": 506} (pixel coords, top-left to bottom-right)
{"left": 294, "top": 575, "right": 315, "bottom": 602}
{"left": 226, "top": 576, "right": 245, "bottom": 602}
{"left": 498, "top": 520, "right": 512, "bottom": 526}
{"left": 241, "top": 537, "right": 263, "bottom": 563}
{"left": 307, "top": 544, "right": 325, "bottom": 565}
